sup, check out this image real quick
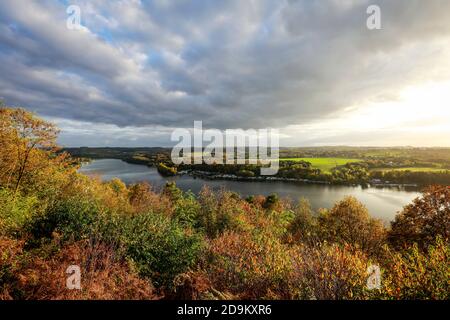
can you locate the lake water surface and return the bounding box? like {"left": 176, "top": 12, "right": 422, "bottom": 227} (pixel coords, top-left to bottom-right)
{"left": 80, "top": 159, "right": 421, "bottom": 222}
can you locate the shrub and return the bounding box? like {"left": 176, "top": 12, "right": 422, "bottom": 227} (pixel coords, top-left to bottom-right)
{"left": 382, "top": 237, "right": 450, "bottom": 300}
{"left": 389, "top": 185, "right": 450, "bottom": 250}
{"left": 197, "top": 187, "right": 249, "bottom": 238}
{"left": 118, "top": 211, "right": 205, "bottom": 288}
{"left": 26, "top": 196, "right": 101, "bottom": 243}
{"left": 162, "top": 182, "right": 183, "bottom": 202}
{"left": 263, "top": 193, "right": 279, "bottom": 210}
{"left": 290, "top": 244, "right": 372, "bottom": 300}
{"left": 0, "top": 237, "right": 24, "bottom": 299}
{"left": 1, "top": 239, "right": 157, "bottom": 300}
{"left": 206, "top": 231, "right": 291, "bottom": 299}
{"left": 288, "top": 198, "right": 318, "bottom": 244}
{"left": 260, "top": 209, "right": 295, "bottom": 239}
{"left": 318, "top": 196, "right": 386, "bottom": 257}
{"left": 0, "top": 189, "right": 39, "bottom": 237}
{"left": 170, "top": 271, "right": 215, "bottom": 300}
{"left": 172, "top": 192, "right": 201, "bottom": 227}
{"left": 108, "top": 178, "right": 127, "bottom": 195}
{"left": 129, "top": 182, "right": 173, "bottom": 216}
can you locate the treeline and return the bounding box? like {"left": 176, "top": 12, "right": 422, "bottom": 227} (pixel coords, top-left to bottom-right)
{"left": 64, "top": 147, "right": 171, "bottom": 166}
{"left": 156, "top": 162, "right": 177, "bottom": 176}
{"left": 64, "top": 145, "right": 450, "bottom": 186}
{"left": 1, "top": 107, "right": 449, "bottom": 300}
{"left": 171, "top": 160, "right": 450, "bottom": 186}
{"left": 371, "top": 170, "right": 450, "bottom": 186}
{"left": 176, "top": 161, "right": 329, "bottom": 181}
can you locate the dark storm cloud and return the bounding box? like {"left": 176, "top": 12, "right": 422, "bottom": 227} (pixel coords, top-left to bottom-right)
{"left": 0, "top": 0, "right": 450, "bottom": 146}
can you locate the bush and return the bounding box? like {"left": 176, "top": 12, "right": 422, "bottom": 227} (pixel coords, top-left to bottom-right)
{"left": 197, "top": 187, "right": 249, "bottom": 238}
{"left": 263, "top": 193, "right": 279, "bottom": 210}
{"left": 1, "top": 238, "right": 157, "bottom": 300}
{"left": 27, "top": 196, "right": 101, "bottom": 243}
{"left": 129, "top": 182, "right": 173, "bottom": 215}
{"left": 288, "top": 198, "right": 317, "bottom": 244}
{"left": 382, "top": 237, "right": 450, "bottom": 300}
{"left": 206, "top": 231, "right": 291, "bottom": 299}
{"left": 389, "top": 185, "right": 450, "bottom": 250}
{"left": 290, "top": 244, "right": 372, "bottom": 300}
{"left": 318, "top": 196, "right": 386, "bottom": 257}
{"left": 24, "top": 188, "right": 205, "bottom": 290}
{"left": 118, "top": 211, "right": 205, "bottom": 288}
{"left": 162, "top": 182, "right": 183, "bottom": 202}
{"left": 0, "top": 189, "right": 39, "bottom": 237}
{"left": 172, "top": 192, "right": 201, "bottom": 227}
{"left": 0, "top": 237, "right": 24, "bottom": 299}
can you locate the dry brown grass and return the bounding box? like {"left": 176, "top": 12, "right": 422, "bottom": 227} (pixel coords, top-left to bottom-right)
{"left": 0, "top": 237, "right": 25, "bottom": 299}
{"left": 1, "top": 238, "right": 159, "bottom": 300}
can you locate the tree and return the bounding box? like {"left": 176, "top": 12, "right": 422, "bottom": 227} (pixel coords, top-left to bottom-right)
{"left": 389, "top": 185, "right": 450, "bottom": 250}
{"left": 382, "top": 237, "right": 450, "bottom": 299}
{"left": 162, "top": 182, "right": 183, "bottom": 202}
{"left": 263, "top": 193, "right": 279, "bottom": 210}
{"left": 288, "top": 198, "right": 317, "bottom": 244}
{"left": 318, "top": 196, "right": 386, "bottom": 257}
{"left": 0, "top": 107, "right": 59, "bottom": 193}
{"left": 156, "top": 162, "right": 177, "bottom": 176}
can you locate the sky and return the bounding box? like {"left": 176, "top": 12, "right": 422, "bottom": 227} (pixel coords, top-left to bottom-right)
{"left": 0, "top": 0, "right": 449, "bottom": 147}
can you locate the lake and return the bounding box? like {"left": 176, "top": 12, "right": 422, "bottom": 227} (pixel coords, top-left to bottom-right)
{"left": 79, "top": 159, "right": 421, "bottom": 222}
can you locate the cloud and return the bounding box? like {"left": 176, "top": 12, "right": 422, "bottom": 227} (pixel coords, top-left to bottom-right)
{"left": 0, "top": 0, "right": 450, "bottom": 146}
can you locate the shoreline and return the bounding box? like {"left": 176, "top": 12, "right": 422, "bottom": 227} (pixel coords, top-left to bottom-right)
{"left": 176, "top": 170, "right": 419, "bottom": 189}
{"left": 84, "top": 158, "right": 422, "bottom": 189}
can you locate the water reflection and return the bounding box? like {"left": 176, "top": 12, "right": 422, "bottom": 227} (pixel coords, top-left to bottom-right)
{"left": 80, "top": 159, "right": 421, "bottom": 222}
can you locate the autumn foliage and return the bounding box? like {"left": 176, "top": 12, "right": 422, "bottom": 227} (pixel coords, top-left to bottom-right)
{"left": 389, "top": 185, "right": 450, "bottom": 249}
{"left": 0, "top": 106, "right": 449, "bottom": 300}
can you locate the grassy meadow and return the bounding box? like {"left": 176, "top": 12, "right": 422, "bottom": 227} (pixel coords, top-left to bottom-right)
{"left": 374, "top": 167, "right": 448, "bottom": 173}
{"left": 280, "top": 157, "right": 362, "bottom": 172}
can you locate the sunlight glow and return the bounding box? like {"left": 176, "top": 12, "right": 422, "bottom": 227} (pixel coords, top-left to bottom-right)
{"left": 343, "top": 81, "right": 450, "bottom": 131}
{"left": 282, "top": 81, "right": 450, "bottom": 146}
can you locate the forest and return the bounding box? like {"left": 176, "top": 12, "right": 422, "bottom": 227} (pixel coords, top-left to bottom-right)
{"left": 1, "top": 107, "right": 449, "bottom": 300}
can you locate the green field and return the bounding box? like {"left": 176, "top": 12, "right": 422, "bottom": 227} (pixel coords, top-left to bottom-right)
{"left": 374, "top": 167, "right": 448, "bottom": 173}
{"left": 280, "top": 157, "right": 361, "bottom": 172}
